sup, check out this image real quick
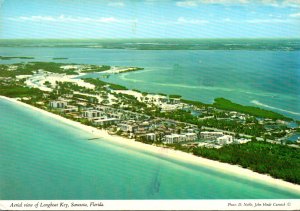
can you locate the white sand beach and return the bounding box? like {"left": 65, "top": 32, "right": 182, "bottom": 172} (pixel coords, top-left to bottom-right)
{"left": 1, "top": 95, "right": 300, "bottom": 195}
{"left": 24, "top": 72, "right": 95, "bottom": 92}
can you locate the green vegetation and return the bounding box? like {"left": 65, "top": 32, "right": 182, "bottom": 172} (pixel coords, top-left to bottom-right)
{"left": 73, "top": 93, "right": 98, "bottom": 103}
{"left": 25, "top": 62, "right": 79, "bottom": 75}
{"left": 158, "top": 93, "right": 167, "bottom": 96}
{"left": 81, "top": 65, "right": 111, "bottom": 73}
{"left": 213, "top": 98, "right": 291, "bottom": 120}
{"left": 181, "top": 99, "right": 208, "bottom": 108}
{"left": 0, "top": 62, "right": 78, "bottom": 76}
{"left": 158, "top": 109, "right": 198, "bottom": 124}
{"left": 53, "top": 81, "right": 94, "bottom": 96}
{"left": 114, "top": 92, "right": 148, "bottom": 111}
{"left": 0, "top": 85, "right": 43, "bottom": 98}
{"left": 193, "top": 141, "right": 300, "bottom": 184}
{"left": 83, "top": 78, "right": 128, "bottom": 90}
{"left": 0, "top": 64, "right": 34, "bottom": 77}
{"left": 132, "top": 89, "right": 142, "bottom": 93}
{"left": 43, "top": 81, "right": 51, "bottom": 88}
{"left": 151, "top": 109, "right": 268, "bottom": 137}
{"left": 201, "top": 118, "right": 267, "bottom": 137}
{"left": 169, "top": 94, "right": 182, "bottom": 99}
{"left": 121, "top": 67, "right": 144, "bottom": 73}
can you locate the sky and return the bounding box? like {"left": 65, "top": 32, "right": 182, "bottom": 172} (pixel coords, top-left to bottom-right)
{"left": 0, "top": 0, "right": 300, "bottom": 38}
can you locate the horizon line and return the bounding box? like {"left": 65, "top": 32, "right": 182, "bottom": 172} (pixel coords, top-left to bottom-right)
{"left": 1, "top": 37, "right": 300, "bottom": 40}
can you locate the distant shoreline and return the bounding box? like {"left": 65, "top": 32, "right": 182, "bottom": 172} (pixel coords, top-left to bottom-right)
{"left": 1, "top": 95, "right": 300, "bottom": 195}
{"left": 0, "top": 38, "right": 299, "bottom": 51}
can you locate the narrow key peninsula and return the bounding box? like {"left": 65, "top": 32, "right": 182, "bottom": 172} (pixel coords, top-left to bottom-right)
{"left": 1, "top": 61, "right": 300, "bottom": 190}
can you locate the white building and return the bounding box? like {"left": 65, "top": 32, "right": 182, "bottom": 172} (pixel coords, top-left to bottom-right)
{"left": 146, "top": 133, "right": 156, "bottom": 141}
{"left": 180, "top": 134, "right": 188, "bottom": 142}
{"left": 235, "top": 138, "right": 251, "bottom": 144}
{"left": 160, "top": 104, "right": 180, "bottom": 112}
{"left": 108, "top": 112, "right": 123, "bottom": 120}
{"left": 217, "top": 135, "right": 233, "bottom": 145}
{"left": 50, "top": 100, "right": 68, "bottom": 109}
{"left": 164, "top": 134, "right": 188, "bottom": 144}
{"left": 119, "top": 123, "right": 137, "bottom": 132}
{"left": 63, "top": 105, "right": 78, "bottom": 113}
{"left": 164, "top": 134, "right": 180, "bottom": 144}
{"left": 93, "top": 118, "right": 118, "bottom": 126}
{"left": 200, "top": 131, "right": 223, "bottom": 140}
{"left": 185, "top": 133, "right": 198, "bottom": 141}
{"left": 60, "top": 65, "right": 80, "bottom": 70}
{"left": 82, "top": 110, "right": 103, "bottom": 119}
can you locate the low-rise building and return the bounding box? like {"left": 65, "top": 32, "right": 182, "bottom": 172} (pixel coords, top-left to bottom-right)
{"left": 146, "top": 133, "right": 156, "bottom": 141}
{"left": 164, "top": 133, "right": 188, "bottom": 144}
{"left": 108, "top": 112, "right": 123, "bottom": 120}
{"left": 93, "top": 118, "right": 118, "bottom": 126}
{"left": 82, "top": 110, "right": 103, "bottom": 119}
{"left": 235, "top": 138, "right": 251, "bottom": 144}
{"left": 164, "top": 134, "right": 180, "bottom": 144}
{"left": 200, "top": 131, "right": 223, "bottom": 140}
{"left": 185, "top": 133, "right": 198, "bottom": 141}
{"left": 178, "top": 134, "right": 187, "bottom": 142}
{"left": 217, "top": 135, "right": 233, "bottom": 145}
{"left": 50, "top": 100, "right": 68, "bottom": 108}
{"left": 119, "top": 123, "right": 138, "bottom": 132}
{"left": 63, "top": 105, "right": 78, "bottom": 113}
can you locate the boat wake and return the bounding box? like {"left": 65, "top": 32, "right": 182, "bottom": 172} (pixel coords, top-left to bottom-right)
{"left": 119, "top": 74, "right": 145, "bottom": 83}
{"left": 251, "top": 100, "right": 300, "bottom": 116}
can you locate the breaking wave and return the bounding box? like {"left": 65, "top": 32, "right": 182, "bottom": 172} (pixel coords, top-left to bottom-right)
{"left": 251, "top": 100, "right": 300, "bottom": 116}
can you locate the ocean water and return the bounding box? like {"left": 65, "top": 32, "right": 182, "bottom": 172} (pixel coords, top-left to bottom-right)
{"left": 0, "top": 46, "right": 299, "bottom": 120}
{"left": 0, "top": 98, "right": 300, "bottom": 199}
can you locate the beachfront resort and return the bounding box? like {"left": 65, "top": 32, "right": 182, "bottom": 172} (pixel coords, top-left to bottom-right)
{"left": 1, "top": 61, "right": 300, "bottom": 185}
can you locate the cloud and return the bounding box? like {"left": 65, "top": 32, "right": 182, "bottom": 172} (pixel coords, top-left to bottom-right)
{"left": 108, "top": 2, "right": 125, "bottom": 7}
{"left": 289, "top": 12, "right": 300, "bottom": 17}
{"left": 246, "top": 18, "right": 292, "bottom": 23}
{"left": 255, "top": 0, "right": 300, "bottom": 7}
{"left": 7, "top": 15, "right": 137, "bottom": 23}
{"left": 176, "top": 17, "right": 209, "bottom": 24}
{"left": 260, "top": 0, "right": 281, "bottom": 7}
{"left": 222, "top": 18, "right": 232, "bottom": 22}
{"left": 176, "top": 1, "right": 199, "bottom": 7}
{"left": 259, "top": 0, "right": 300, "bottom": 7}
{"left": 282, "top": 0, "right": 300, "bottom": 7}
{"left": 176, "top": 0, "right": 249, "bottom": 7}
{"left": 0, "top": 0, "right": 4, "bottom": 9}
{"left": 175, "top": 0, "right": 300, "bottom": 7}
{"left": 153, "top": 17, "right": 293, "bottom": 25}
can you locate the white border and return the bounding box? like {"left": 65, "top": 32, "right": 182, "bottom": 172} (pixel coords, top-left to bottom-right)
{"left": 1, "top": 199, "right": 300, "bottom": 210}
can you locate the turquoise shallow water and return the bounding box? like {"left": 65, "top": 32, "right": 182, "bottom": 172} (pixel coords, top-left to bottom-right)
{"left": 1, "top": 47, "right": 299, "bottom": 120}
{"left": 1, "top": 98, "right": 300, "bottom": 199}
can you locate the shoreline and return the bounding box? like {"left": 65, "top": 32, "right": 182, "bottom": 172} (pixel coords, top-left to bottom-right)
{"left": 1, "top": 95, "right": 300, "bottom": 195}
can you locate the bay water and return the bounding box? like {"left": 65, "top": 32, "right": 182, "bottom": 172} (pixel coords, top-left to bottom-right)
{"left": 0, "top": 46, "right": 299, "bottom": 120}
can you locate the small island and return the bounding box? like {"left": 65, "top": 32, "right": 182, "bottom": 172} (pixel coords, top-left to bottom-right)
{"left": 52, "top": 57, "right": 68, "bottom": 60}
{"left": 0, "top": 56, "right": 34, "bottom": 60}
{"left": 0, "top": 61, "right": 299, "bottom": 185}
